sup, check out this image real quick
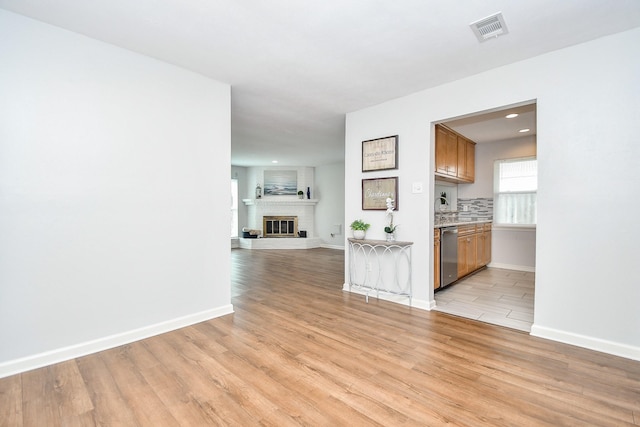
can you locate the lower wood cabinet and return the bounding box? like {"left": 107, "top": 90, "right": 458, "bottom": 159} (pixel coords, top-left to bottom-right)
{"left": 477, "top": 223, "right": 492, "bottom": 268}
{"left": 457, "top": 223, "right": 491, "bottom": 280}
{"left": 457, "top": 225, "right": 477, "bottom": 277}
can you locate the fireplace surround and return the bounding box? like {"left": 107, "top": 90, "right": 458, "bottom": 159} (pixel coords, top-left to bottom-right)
{"left": 241, "top": 198, "right": 321, "bottom": 249}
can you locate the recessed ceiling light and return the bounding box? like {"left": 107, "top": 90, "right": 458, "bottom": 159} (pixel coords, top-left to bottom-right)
{"left": 519, "top": 128, "right": 530, "bottom": 133}
{"left": 272, "top": 160, "right": 278, "bottom": 163}
{"left": 505, "top": 113, "right": 518, "bottom": 119}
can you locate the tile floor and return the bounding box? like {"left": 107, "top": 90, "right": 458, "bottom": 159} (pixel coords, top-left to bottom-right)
{"left": 434, "top": 267, "right": 535, "bottom": 332}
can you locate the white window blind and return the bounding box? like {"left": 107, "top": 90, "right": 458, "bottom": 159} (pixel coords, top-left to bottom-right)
{"left": 231, "top": 179, "right": 238, "bottom": 238}
{"left": 494, "top": 157, "right": 537, "bottom": 225}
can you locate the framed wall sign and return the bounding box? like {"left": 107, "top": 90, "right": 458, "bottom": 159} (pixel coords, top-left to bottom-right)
{"left": 264, "top": 170, "right": 297, "bottom": 196}
{"left": 362, "top": 177, "right": 398, "bottom": 210}
{"left": 362, "top": 135, "right": 398, "bottom": 172}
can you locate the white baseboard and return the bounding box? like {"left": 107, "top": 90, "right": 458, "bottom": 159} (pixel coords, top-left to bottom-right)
{"left": 488, "top": 262, "right": 536, "bottom": 272}
{"left": 342, "top": 283, "right": 434, "bottom": 310}
{"left": 320, "top": 243, "right": 345, "bottom": 250}
{"left": 0, "top": 305, "right": 234, "bottom": 379}
{"left": 239, "top": 237, "right": 322, "bottom": 249}
{"left": 530, "top": 324, "right": 640, "bottom": 362}
{"left": 411, "top": 298, "right": 436, "bottom": 311}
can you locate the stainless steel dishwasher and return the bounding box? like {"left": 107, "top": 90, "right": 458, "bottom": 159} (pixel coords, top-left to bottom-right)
{"left": 440, "top": 226, "right": 458, "bottom": 288}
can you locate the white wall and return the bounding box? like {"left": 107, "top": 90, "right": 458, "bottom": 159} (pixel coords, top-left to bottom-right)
{"left": 315, "top": 162, "right": 346, "bottom": 248}
{"left": 345, "top": 28, "right": 640, "bottom": 360}
{"left": 490, "top": 227, "right": 536, "bottom": 271}
{"left": 0, "top": 10, "right": 232, "bottom": 376}
{"left": 458, "top": 136, "right": 537, "bottom": 199}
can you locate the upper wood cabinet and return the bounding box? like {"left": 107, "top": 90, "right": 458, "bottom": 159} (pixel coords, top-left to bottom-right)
{"left": 435, "top": 125, "right": 458, "bottom": 176}
{"left": 435, "top": 124, "right": 476, "bottom": 183}
{"left": 457, "top": 137, "right": 475, "bottom": 182}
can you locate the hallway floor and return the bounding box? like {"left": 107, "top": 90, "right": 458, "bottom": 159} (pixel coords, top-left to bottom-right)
{"left": 434, "top": 267, "right": 535, "bottom": 332}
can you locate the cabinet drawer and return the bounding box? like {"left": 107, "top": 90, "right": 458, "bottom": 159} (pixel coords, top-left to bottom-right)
{"left": 458, "top": 224, "right": 477, "bottom": 236}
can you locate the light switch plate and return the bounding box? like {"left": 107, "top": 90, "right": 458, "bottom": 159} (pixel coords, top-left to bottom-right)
{"left": 412, "top": 182, "right": 423, "bottom": 193}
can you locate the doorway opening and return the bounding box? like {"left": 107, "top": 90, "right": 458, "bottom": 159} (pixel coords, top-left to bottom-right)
{"left": 432, "top": 101, "right": 537, "bottom": 332}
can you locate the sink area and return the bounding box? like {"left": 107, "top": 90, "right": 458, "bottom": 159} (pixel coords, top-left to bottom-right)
{"left": 435, "top": 216, "right": 492, "bottom": 228}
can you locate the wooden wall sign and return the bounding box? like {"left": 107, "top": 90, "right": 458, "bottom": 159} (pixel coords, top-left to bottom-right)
{"left": 362, "top": 177, "right": 398, "bottom": 210}
{"left": 362, "top": 135, "right": 398, "bottom": 172}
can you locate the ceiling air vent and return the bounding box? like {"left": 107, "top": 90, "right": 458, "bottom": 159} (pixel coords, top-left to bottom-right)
{"left": 470, "top": 12, "right": 508, "bottom": 42}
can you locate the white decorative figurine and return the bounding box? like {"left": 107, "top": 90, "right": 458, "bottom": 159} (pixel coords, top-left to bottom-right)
{"left": 384, "top": 197, "right": 397, "bottom": 241}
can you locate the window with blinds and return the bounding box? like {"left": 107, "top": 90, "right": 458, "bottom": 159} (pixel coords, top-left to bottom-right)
{"left": 493, "top": 157, "right": 537, "bottom": 225}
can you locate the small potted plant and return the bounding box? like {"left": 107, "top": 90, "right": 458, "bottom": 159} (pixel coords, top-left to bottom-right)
{"left": 350, "top": 219, "right": 370, "bottom": 239}
{"left": 297, "top": 190, "right": 304, "bottom": 199}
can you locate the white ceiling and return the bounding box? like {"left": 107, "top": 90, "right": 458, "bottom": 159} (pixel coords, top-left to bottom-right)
{"left": 444, "top": 102, "right": 537, "bottom": 144}
{"left": 2, "top": 1, "right": 640, "bottom": 166}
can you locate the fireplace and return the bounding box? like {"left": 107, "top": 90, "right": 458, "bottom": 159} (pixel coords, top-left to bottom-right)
{"left": 241, "top": 198, "right": 320, "bottom": 249}
{"left": 263, "top": 216, "right": 298, "bottom": 238}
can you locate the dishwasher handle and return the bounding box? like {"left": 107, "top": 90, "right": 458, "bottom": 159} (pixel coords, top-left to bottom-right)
{"left": 441, "top": 227, "right": 458, "bottom": 235}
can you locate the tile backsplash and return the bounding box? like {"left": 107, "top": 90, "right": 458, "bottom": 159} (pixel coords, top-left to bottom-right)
{"left": 457, "top": 198, "right": 493, "bottom": 220}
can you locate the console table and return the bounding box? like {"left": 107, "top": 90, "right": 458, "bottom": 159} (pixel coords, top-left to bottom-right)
{"left": 347, "top": 238, "right": 413, "bottom": 304}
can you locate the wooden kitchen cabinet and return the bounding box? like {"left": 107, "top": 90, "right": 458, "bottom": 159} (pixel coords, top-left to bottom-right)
{"left": 477, "top": 223, "right": 492, "bottom": 268}
{"left": 458, "top": 137, "right": 475, "bottom": 182}
{"left": 435, "top": 124, "right": 476, "bottom": 183}
{"left": 435, "top": 125, "right": 458, "bottom": 177}
{"left": 457, "top": 223, "right": 491, "bottom": 280}
{"left": 434, "top": 228, "right": 441, "bottom": 290}
{"left": 457, "top": 225, "right": 477, "bottom": 277}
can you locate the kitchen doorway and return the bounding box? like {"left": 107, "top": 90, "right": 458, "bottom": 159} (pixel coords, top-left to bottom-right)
{"left": 433, "top": 101, "right": 537, "bottom": 332}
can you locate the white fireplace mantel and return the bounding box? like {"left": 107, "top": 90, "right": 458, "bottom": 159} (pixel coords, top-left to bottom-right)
{"left": 242, "top": 198, "right": 319, "bottom": 206}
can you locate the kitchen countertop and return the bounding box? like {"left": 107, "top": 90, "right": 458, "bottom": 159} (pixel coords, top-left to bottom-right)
{"left": 434, "top": 219, "right": 492, "bottom": 228}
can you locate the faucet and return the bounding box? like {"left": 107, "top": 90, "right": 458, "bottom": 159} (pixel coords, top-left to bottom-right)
{"left": 435, "top": 195, "right": 450, "bottom": 224}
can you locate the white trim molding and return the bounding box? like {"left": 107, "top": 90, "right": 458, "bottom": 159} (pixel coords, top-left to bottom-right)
{"left": 242, "top": 198, "right": 319, "bottom": 206}
{"left": 0, "top": 305, "right": 234, "bottom": 379}
{"left": 531, "top": 324, "right": 640, "bottom": 362}
{"left": 321, "top": 243, "right": 345, "bottom": 250}
{"left": 342, "top": 283, "right": 435, "bottom": 310}
{"left": 488, "top": 262, "right": 536, "bottom": 272}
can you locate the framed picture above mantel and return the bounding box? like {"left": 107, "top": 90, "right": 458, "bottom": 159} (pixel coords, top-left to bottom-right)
{"left": 263, "top": 170, "right": 297, "bottom": 196}
{"left": 362, "top": 177, "right": 398, "bottom": 210}
{"left": 362, "top": 135, "right": 398, "bottom": 172}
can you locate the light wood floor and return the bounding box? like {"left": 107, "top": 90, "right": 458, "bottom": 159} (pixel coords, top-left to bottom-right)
{"left": 1, "top": 248, "right": 639, "bottom": 426}
{"left": 435, "top": 268, "right": 535, "bottom": 332}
